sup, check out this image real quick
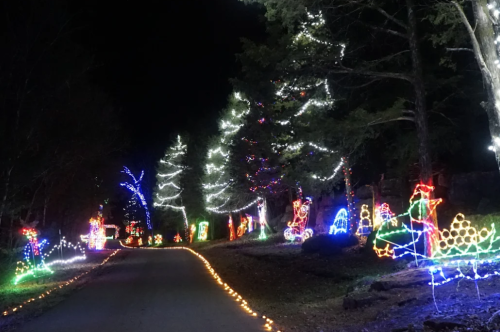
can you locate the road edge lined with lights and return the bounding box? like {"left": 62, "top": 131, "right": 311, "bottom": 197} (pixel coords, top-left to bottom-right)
{"left": 2, "top": 249, "right": 120, "bottom": 318}
{"left": 119, "top": 242, "right": 282, "bottom": 331}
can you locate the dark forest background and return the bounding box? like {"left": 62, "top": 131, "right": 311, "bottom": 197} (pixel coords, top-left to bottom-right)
{"left": 0, "top": 0, "right": 498, "bottom": 259}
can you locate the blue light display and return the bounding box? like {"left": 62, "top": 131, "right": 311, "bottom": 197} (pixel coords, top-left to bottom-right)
{"left": 120, "top": 166, "right": 152, "bottom": 230}
{"left": 329, "top": 208, "right": 348, "bottom": 235}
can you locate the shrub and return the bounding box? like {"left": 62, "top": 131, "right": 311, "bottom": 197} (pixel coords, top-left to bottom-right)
{"left": 302, "top": 233, "right": 358, "bottom": 255}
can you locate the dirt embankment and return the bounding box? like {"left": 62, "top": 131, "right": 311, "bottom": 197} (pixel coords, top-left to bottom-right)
{"left": 197, "top": 238, "right": 500, "bottom": 332}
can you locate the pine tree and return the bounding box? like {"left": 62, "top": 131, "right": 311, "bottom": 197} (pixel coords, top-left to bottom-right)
{"left": 234, "top": 10, "right": 346, "bottom": 198}
{"left": 203, "top": 93, "right": 260, "bottom": 213}
{"left": 154, "top": 135, "right": 189, "bottom": 231}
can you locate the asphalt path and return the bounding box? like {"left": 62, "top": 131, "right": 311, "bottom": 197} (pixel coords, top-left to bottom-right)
{"left": 18, "top": 247, "right": 264, "bottom": 332}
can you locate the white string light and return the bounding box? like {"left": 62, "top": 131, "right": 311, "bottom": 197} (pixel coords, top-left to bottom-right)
{"left": 295, "top": 99, "right": 332, "bottom": 116}
{"left": 204, "top": 92, "right": 253, "bottom": 212}
{"left": 206, "top": 164, "right": 225, "bottom": 174}
{"left": 206, "top": 185, "right": 230, "bottom": 203}
{"left": 43, "top": 238, "right": 86, "bottom": 267}
{"left": 311, "top": 159, "right": 344, "bottom": 181}
{"left": 488, "top": 136, "right": 500, "bottom": 151}
{"left": 156, "top": 192, "right": 182, "bottom": 202}
{"left": 158, "top": 181, "right": 181, "bottom": 190}
{"left": 207, "top": 197, "right": 262, "bottom": 214}
{"left": 272, "top": 142, "right": 335, "bottom": 153}
{"left": 154, "top": 135, "right": 189, "bottom": 229}
{"left": 158, "top": 169, "right": 182, "bottom": 179}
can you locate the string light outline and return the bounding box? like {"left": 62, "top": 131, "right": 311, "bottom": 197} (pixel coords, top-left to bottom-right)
{"left": 284, "top": 199, "right": 314, "bottom": 241}
{"left": 356, "top": 204, "right": 373, "bottom": 236}
{"left": 198, "top": 222, "right": 209, "bottom": 241}
{"left": 329, "top": 208, "right": 348, "bottom": 235}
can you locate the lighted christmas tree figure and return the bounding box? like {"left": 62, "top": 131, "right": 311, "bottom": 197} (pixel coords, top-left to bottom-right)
{"left": 154, "top": 135, "right": 189, "bottom": 233}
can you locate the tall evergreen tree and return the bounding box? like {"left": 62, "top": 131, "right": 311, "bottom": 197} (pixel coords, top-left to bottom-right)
{"left": 154, "top": 135, "right": 189, "bottom": 231}
{"left": 203, "top": 93, "right": 261, "bottom": 213}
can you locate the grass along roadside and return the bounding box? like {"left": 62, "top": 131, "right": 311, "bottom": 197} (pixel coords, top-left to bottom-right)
{"left": 0, "top": 249, "right": 122, "bottom": 331}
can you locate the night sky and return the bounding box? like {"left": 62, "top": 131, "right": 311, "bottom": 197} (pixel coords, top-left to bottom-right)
{"left": 73, "top": 0, "right": 264, "bottom": 165}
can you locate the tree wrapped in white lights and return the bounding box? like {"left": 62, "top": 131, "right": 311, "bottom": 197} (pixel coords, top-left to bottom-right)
{"left": 270, "top": 11, "right": 346, "bottom": 189}
{"left": 247, "top": 9, "right": 361, "bottom": 233}
{"left": 203, "top": 93, "right": 261, "bottom": 214}
{"left": 449, "top": 1, "right": 500, "bottom": 171}
{"left": 154, "top": 135, "right": 189, "bottom": 231}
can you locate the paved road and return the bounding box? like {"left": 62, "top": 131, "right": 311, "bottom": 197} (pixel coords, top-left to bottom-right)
{"left": 18, "top": 248, "right": 264, "bottom": 332}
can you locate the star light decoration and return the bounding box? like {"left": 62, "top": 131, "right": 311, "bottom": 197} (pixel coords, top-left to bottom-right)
{"left": 154, "top": 135, "right": 189, "bottom": 231}
{"left": 120, "top": 167, "right": 151, "bottom": 230}
{"left": 284, "top": 199, "right": 314, "bottom": 242}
